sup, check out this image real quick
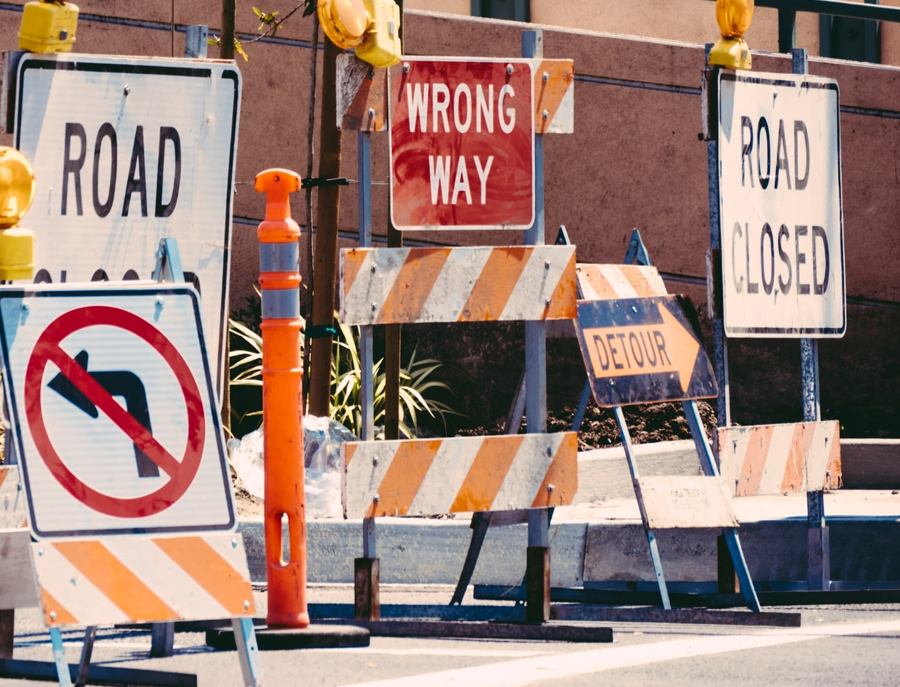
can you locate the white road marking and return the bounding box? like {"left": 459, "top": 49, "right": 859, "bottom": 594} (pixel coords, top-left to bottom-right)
{"left": 310, "top": 648, "right": 555, "bottom": 658}
{"left": 340, "top": 619, "right": 900, "bottom": 687}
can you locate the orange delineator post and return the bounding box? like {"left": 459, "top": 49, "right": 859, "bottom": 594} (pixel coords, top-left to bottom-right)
{"left": 255, "top": 169, "right": 309, "bottom": 628}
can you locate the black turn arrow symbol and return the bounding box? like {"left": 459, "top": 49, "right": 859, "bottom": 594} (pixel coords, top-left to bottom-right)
{"left": 48, "top": 350, "right": 159, "bottom": 478}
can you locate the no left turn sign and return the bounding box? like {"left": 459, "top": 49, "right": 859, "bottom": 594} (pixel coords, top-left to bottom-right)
{"left": 0, "top": 284, "right": 235, "bottom": 540}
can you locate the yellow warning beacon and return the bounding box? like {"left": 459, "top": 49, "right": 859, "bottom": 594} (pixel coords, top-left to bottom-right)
{"left": 708, "top": 0, "right": 753, "bottom": 70}
{"left": 0, "top": 148, "right": 36, "bottom": 281}
{"left": 19, "top": 1, "right": 79, "bottom": 54}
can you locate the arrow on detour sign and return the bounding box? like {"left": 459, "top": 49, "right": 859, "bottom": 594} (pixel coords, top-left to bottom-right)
{"left": 575, "top": 295, "right": 717, "bottom": 407}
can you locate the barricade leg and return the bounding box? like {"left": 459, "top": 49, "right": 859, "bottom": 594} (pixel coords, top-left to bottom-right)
{"left": 232, "top": 617, "right": 262, "bottom": 687}
{"left": 717, "top": 534, "right": 739, "bottom": 594}
{"left": 150, "top": 622, "right": 174, "bottom": 657}
{"left": 355, "top": 517, "right": 379, "bottom": 621}
{"left": 0, "top": 609, "right": 13, "bottom": 659}
{"left": 49, "top": 628, "right": 73, "bottom": 687}
{"left": 808, "top": 522, "right": 831, "bottom": 591}
{"left": 526, "top": 509, "right": 550, "bottom": 622}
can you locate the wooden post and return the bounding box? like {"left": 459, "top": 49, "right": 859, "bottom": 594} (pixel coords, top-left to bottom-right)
{"left": 383, "top": 0, "right": 403, "bottom": 441}
{"left": 355, "top": 517, "right": 380, "bottom": 620}
{"left": 308, "top": 38, "right": 344, "bottom": 417}
{"left": 220, "top": 0, "right": 235, "bottom": 59}
{"left": 0, "top": 609, "right": 13, "bottom": 659}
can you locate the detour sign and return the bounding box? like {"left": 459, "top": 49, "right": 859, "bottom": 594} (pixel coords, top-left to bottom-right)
{"left": 575, "top": 295, "right": 717, "bottom": 407}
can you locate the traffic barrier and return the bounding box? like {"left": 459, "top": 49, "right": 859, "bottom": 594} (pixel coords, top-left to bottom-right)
{"left": 575, "top": 264, "right": 667, "bottom": 301}
{"left": 718, "top": 421, "right": 842, "bottom": 496}
{"left": 254, "top": 169, "right": 309, "bottom": 629}
{"left": 342, "top": 433, "right": 578, "bottom": 519}
{"left": 339, "top": 245, "right": 577, "bottom": 325}
{"left": 32, "top": 534, "right": 254, "bottom": 627}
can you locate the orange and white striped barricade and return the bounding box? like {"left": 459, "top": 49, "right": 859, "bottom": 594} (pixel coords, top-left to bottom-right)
{"left": 339, "top": 244, "right": 578, "bottom": 623}
{"left": 0, "top": 284, "right": 261, "bottom": 687}
{"left": 718, "top": 420, "right": 842, "bottom": 591}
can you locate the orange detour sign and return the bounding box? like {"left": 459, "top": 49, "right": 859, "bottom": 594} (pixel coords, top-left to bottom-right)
{"left": 575, "top": 295, "right": 717, "bottom": 407}
{"left": 254, "top": 169, "right": 309, "bottom": 629}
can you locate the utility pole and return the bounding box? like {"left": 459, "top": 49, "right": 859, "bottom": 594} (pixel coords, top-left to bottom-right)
{"left": 383, "top": 0, "right": 403, "bottom": 440}
{"left": 307, "top": 37, "right": 344, "bottom": 417}
{"left": 220, "top": 0, "right": 235, "bottom": 59}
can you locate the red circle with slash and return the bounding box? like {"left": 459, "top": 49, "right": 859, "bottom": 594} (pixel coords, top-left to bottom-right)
{"left": 24, "top": 306, "right": 205, "bottom": 518}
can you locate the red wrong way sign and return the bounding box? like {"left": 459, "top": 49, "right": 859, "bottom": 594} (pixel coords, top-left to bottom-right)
{"left": 0, "top": 284, "right": 235, "bottom": 540}
{"left": 390, "top": 58, "right": 535, "bottom": 231}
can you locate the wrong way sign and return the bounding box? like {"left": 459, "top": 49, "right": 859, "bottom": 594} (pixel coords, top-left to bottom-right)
{"left": 575, "top": 295, "right": 717, "bottom": 407}
{"left": 0, "top": 284, "right": 234, "bottom": 539}
{"left": 389, "top": 57, "right": 534, "bottom": 230}
{"left": 717, "top": 71, "right": 845, "bottom": 337}
{"left": 12, "top": 53, "right": 241, "bottom": 393}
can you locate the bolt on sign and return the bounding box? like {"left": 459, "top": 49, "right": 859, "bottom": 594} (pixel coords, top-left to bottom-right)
{"left": 12, "top": 53, "right": 241, "bottom": 394}
{"left": 575, "top": 295, "right": 717, "bottom": 407}
{"left": 389, "top": 58, "right": 534, "bottom": 230}
{"left": 717, "top": 71, "right": 845, "bottom": 337}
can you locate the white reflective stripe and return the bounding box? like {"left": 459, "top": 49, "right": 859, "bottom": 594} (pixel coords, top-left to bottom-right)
{"left": 419, "top": 247, "right": 488, "bottom": 321}
{"left": 500, "top": 246, "right": 574, "bottom": 320}
{"left": 259, "top": 242, "right": 299, "bottom": 273}
{"left": 719, "top": 427, "right": 750, "bottom": 493}
{"left": 342, "top": 249, "right": 407, "bottom": 323}
{"left": 598, "top": 264, "right": 640, "bottom": 298}
{"left": 807, "top": 421, "right": 835, "bottom": 489}
{"left": 408, "top": 437, "right": 483, "bottom": 514}
{"left": 757, "top": 423, "right": 795, "bottom": 495}
{"left": 202, "top": 532, "right": 254, "bottom": 576}
{"left": 339, "top": 619, "right": 900, "bottom": 687}
{"left": 492, "top": 434, "right": 558, "bottom": 510}
{"left": 32, "top": 543, "right": 130, "bottom": 625}
{"left": 102, "top": 538, "right": 228, "bottom": 620}
{"left": 261, "top": 288, "right": 299, "bottom": 319}
{"left": 343, "top": 442, "right": 396, "bottom": 518}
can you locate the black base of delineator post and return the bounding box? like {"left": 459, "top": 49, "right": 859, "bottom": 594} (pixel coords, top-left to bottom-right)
{"left": 355, "top": 557, "right": 380, "bottom": 621}
{"left": 525, "top": 546, "right": 550, "bottom": 623}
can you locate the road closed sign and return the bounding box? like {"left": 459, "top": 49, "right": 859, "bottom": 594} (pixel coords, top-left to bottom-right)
{"left": 0, "top": 284, "right": 235, "bottom": 539}
{"left": 13, "top": 53, "right": 241, "bottom": 392}
{"left": 717, "top": 71, "right": 845, "bottom": 337}
{"left": 389, "top": 58, "right": 534, "bottom": 230}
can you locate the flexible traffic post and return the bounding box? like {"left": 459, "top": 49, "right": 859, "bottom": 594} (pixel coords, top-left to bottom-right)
{"left": 255, "top": 168, "right": 309, "bottom": 628}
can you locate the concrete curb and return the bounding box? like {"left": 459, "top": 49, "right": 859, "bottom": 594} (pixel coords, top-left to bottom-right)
{"left": 240, "top": 440, "right": 900, "bottom": 587}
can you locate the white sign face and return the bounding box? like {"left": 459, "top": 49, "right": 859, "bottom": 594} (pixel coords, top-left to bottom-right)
{"left": 718, "top": 71, "right": 845, "bottom": 337}
{"left": 0, "top": 284, "right": 235, "bottom": 540}
{"left": 14, "top": 53, "right": 241, "bottom": 392}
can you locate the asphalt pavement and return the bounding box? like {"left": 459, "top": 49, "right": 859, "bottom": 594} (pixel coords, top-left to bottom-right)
{"left": 7, "top": 586, "right": 900, "bottom": 686}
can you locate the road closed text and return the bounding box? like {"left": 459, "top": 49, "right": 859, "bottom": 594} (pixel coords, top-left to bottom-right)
{"left": 717, "top": 73, "right": 844, "bottom": 336}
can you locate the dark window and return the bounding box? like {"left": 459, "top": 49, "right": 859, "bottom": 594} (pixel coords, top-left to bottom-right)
{"left": 820, "top": 0, "right": 880, "bottom": 63}
{"left": 471, "top": 0, "right": 529, "bottom": 22}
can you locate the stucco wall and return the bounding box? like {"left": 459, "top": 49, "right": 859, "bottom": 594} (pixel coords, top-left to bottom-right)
{"left": 1, "top": 2, "right": 898, "bottom": 434}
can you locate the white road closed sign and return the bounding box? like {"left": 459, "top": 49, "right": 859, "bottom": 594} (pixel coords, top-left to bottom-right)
{"left": 13, "top": 53, "right": 241, "bottom": 391}
{"left": 0, "top": 284, "right": 235, "bottom": 539}
{"left": 717, "top": 71, "right": 845, "bottom": 337}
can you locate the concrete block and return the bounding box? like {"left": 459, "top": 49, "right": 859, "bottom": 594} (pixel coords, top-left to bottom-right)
{"left": 841, "top": 440, "right": 900, "bottom": 489}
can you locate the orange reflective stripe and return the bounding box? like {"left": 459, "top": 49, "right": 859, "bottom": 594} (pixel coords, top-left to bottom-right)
{"left": 461, "top": 247, "right": 530, "bottom": 321}
{"left": 531, "top": 433, "right": 578, "bottom": 508}
{"left": 367, "top": 440, "right": 442, "bottom": 517}
{"left": 154, "top": 537, "right": 254, "bottom": 617}
{"left": 342, "top": 249, "right": 367, "bottom": 300}
{"left": 0, "top": 468, "right": 7, "bottom": 490}
{"left": 40, "top": 588, "right": 78, "bottom": 626}
{"left": 624, "top": 266, "right": 656, "bottom": 297}
{"left": 53, "top": 541, "right": 178, "bottom": 622}
{"left": 345, "top": 442, "right": 359, "bottom": 467}
{"left": 736, "top": 425, "right": 773, "bottom": 497}
{"left": 546, "top": 251, "right": 578, "bottom": 319}
{"left": 379, "top": 248, "right": 450, "bottom": 324}
{"left": 581, "top": 269, "right": 618, "bottom": 300}
{"left": 451, "top": 436, "right": 524, "bottom": 512}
